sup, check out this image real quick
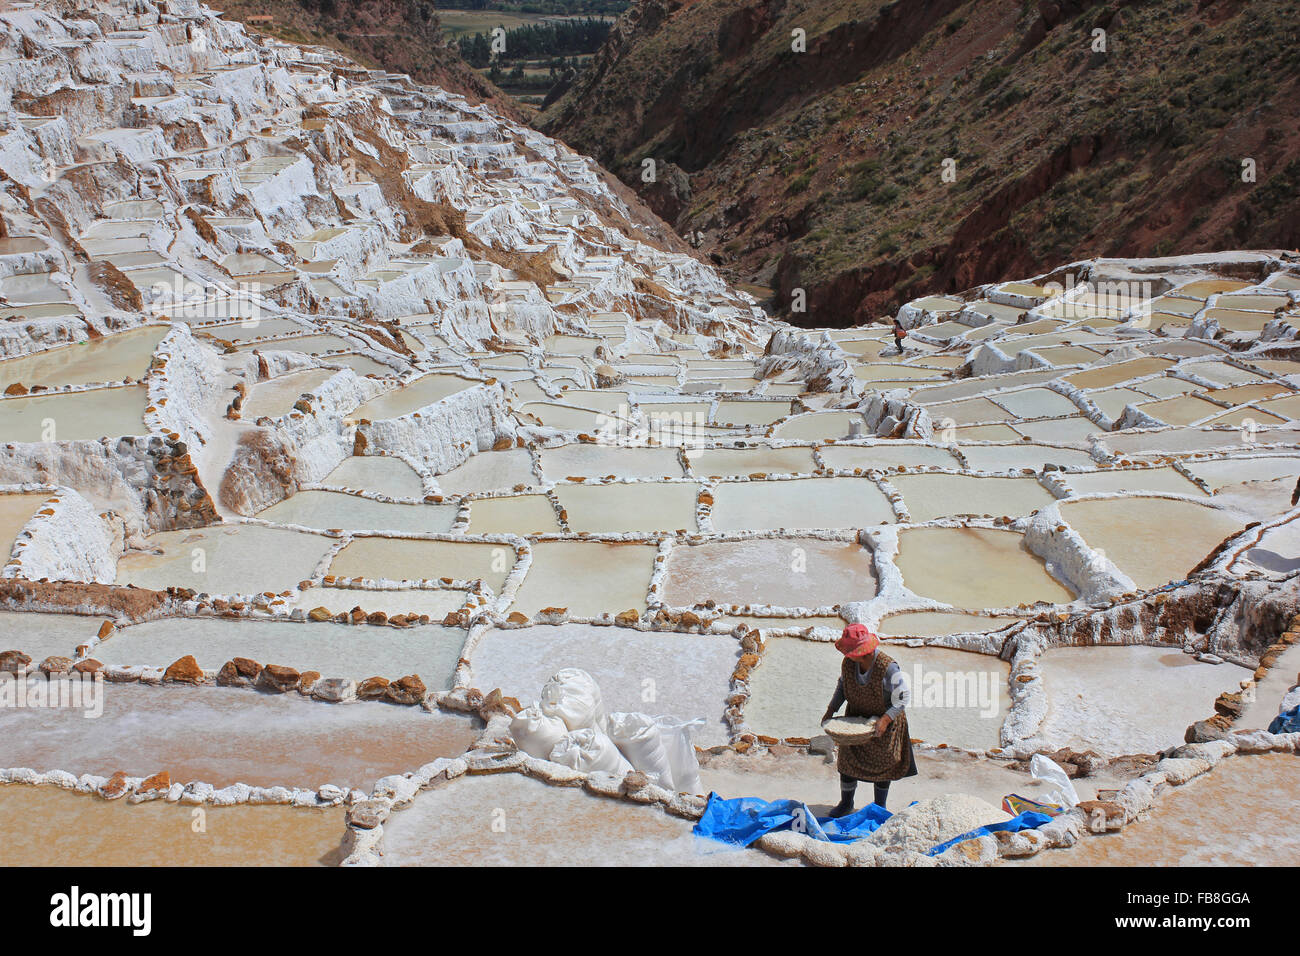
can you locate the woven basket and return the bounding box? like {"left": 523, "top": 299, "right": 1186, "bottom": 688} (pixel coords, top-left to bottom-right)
{"left": 821, "top": 715, "right": 879, "bottom": 745}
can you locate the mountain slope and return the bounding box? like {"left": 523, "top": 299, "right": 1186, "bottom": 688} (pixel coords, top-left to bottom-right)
{"left": 538, "top": 0, "right": 1300, "bottom": 325}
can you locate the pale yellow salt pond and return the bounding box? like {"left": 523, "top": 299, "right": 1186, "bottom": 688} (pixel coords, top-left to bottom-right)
{"left": 379, "top": 773, "right": 782, "bottom": 866}
{"left": 0, "top": 491, "right": 46, "bottom": 559}
{"left": 0, "top": 384, "right": 148, "bottom": 442}
{"left": 322, "top": 455, "right": 425, "bottom": 497}
{"left": 95, "top": 618, "right": 467, "bottom": 688}
{"left": 662, "top": 537, "right": 875, "bottom": 609}
{"left": 745, "top": 637, "right": 1009, "bottom": 750}
{"left": 257, "top": 490, "right": 457, "bottom": 533}
{"left": 771, "top": 411, "right": 864, "bottom": 440}
{"left": 116, "top": 524, "right": 334, "bottom": 594}
{"left": 330, "top": 537, "right": 514, "bottom": 592}
{"left": 0, "top": 786, "right": 346, "bottom": 867}
{"left": 0, "top": 683, "right": 477, "bottom": 791}
{"left": 710, "top": 477, "right": 894, "bottom": 531}
{"left": 956, "top": 443, "right": 1095, "bottom": 471}
{"left": 1016, "top": 753, "right": 1300, "bottom": 867}
{"left": 895, "top": 526, "right": 1075, "bottom": 608}
{"left": 1058, "top": 497, "right": 1244, "bottom": 590}
{"left": 508, "top": 541, "right": 657, "bottom": 617}
{"left": 466, "top": 494, "right": 561, "bottom": 533}
{"left": 538, "top": 443, "right": 682, "bottom": 479}
{"left": 351, "top": 374, "right": 476, "bottom": 420}
{"left": 0, "top": 326, "right": 166, "bottom": 390}
{"left": 879, "top": 612, "right": 1020, "bottom": 637}
{"left": 819, "top": 443, "right": 959, "bottom": 471}
{"left": 688, "top": 445, "right": 818, "bottom": 476}
{"left": 553, "top": 481, "right": 699, "bottom": 533}
{"left": 890, "top": 473, "right": 1055, "bottom": 521}
{"left": 1061, "top": 466, "right": 1204, "bottom": 497}
{"left": 435, "top": 448, "right": 536, "bottom": 494}
{"left": 241, "top": 367, "right": 335, "bottom": 419}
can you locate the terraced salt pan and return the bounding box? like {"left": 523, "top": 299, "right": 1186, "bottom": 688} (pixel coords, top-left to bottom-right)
{"left": 923, "top": 396, "right": 1012, "bottom": 426}
{"left": 771, "top": 411, "right": 864, "bottom": 440}
{"left": 509, "top": 541, "right": 657, "bottom": 617}
{"left": 380, "top": 773, "right": 777, "bottom": 866}
{"left": 323, "top": 455, "right": 425, "bottom": 497}
{"left": 879, "top": 612, "right": 1019, "bottom": 638}
{"left": 0, "top": 611, "right": 102, "bottom": 660}
{"left": 0, "top": 491, "right": 47, "bottom": 557}
{"left": 0, "top": 385, "right": 148, "bottom": 442}
{"left": 1061, "top": 467, "right": 1203, "bottom": 497}
{"left": 554, "top": 481, "right": 698, "bottom": 533}
{"left": 1058, "top": 497, "right": 1244, "bottom": 590}
{"left": 239, "top": 334, "right": 358, "bottom": 356}
{"left": 288, "top": 586, "right": 470, "bottom": 620}
{"left": 434, "top": 448, "right": 536, "bottom": 494}
{"left": 518, "top": 401, "right": 609, "bottom": 431}
{"left": 895, "top": 527, "right": 1075, "bottom": 609}
{"left": 662, "top": 537, "right": 876, "bottom": 609}
{"left": 1011, "top": 416, "right": 1102, "bottom": 443}
{"left": 890, "top": 473, "right": 1054, "bottom": 521}
{"left": 470, "top": 623, "right": 737, "bottom": 745}
{"left": 241, "top": 367, "right": 335, "bottom": 419}
{"left": 0, "top": 326, "right": 166, "bottom": 389}
{"left": 992, "top": 388, "right": 1081, "bottom": 418}
{"left": 0, "top": 683, "right": 477, "bottom": 790}
{"left": 745, "top": 638, "right": 1009, "bottom": 750}
{"left": 116, "top": 524, "right": 334, "bottom": 594}
{"left": 330, "top": 538, "right": 513, "bottom": 593}
{"left": 819, "top": 444, "right": 959, "bottom": 471}
{"left": 0, "top": 787, "right": 346, "bottom": 867}
{"left": 466, "top": 494, "right": 561, "bottom": 533}
{"left": 1019, "top": 753, "right": 1300, "bottom": 867}
{"left": 539, "top": 443, "right": 682, "bottom": 479}
{"left": 1186, "top": 455, "right": 1300, "bottom": 492}
{"left": 257, "top": 490, "right": 456, "bottom": 533}
{"left": 956, "top": 444, "right": 1095, "bottom": 471}
{"left": 1037, "top": 646, "right": 1250, "bottom": 756}
{"left": 351, "top": 374, "right": 476, "bottom": 420}
{"left": 96, "top": 618, "right": 466, "bottom": 687}
{"left": 711, "top": 478, "right": 894, "bottom": 532}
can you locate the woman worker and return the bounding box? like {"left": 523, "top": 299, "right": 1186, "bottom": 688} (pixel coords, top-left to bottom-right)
{"left": 821, "top": 623, "right": 917, "bottom": 816}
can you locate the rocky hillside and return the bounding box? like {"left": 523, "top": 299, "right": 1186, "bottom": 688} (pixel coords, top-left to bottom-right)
{"left": 538, "top": 0, "right": 1300, "bottom": 325}
{"left": 215, "top": 0, "right": 526, "bottom": 120}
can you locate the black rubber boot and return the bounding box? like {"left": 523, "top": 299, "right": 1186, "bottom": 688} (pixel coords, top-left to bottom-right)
{"left": 828, "top": 797, "right": 856, "bottom": 818}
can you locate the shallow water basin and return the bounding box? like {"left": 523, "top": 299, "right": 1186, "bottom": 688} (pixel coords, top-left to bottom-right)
{"left": 0, "top": 385, "right": 148, "bottom": 442}
{"left": 508, "top": 541, "right": 657, "bottom": 618}
{"left": 662, "top": 537, "right": 875, "bottom": 609}
{"left": 891, "top": 473, "right": 1054, "bottom": 521}
{"left": 895, "top": 527, "right": 1075, "bottom": 609}
{"left": 554, "top": 481, "right": 698, "bottom": 533}
{"left": 257, "top": 490, "right": 456, "bottom": 533}
{"left": 710, "top": 477, "right": 894, "bottom": 531}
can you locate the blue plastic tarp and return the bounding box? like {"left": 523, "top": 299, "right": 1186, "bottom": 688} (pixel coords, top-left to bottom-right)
{"left": 924, "top": 810, "right": 1055, "bottom": 856}
{"left": 1268, "top": 705, "right": 1300, "bottom": 735}
{"left": 693, "top": 793, "right": 891, "bottom": 845}
{"left": 693, "top": 792, "right": 1054, "bottom": 855}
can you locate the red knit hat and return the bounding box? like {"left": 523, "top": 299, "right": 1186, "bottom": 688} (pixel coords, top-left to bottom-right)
{"left": 835, "top": 623, "right": 879, "bottom": 660}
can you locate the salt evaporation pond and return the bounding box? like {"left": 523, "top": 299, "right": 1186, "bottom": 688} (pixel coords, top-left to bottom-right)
{"left": 0, "top": 683, "right": 477, "bottom": 790}
{"left": 1037, "top": 646, "right": 1251, "bottom": 755}
{"left": 322, "top": 455, "right": 425, "bottom": 497}
{"left": 470, "top": 623, "right": 737, "bottom": 745}
{"left": 895, "top": 527, "right": 1075, "bottom": 608}
{"left": 744, "top": 637, "right": 1010, "bottom": 750}
{"left": 688, "top": 445, "right": 817, "bottom": 477}
{"left": 539, "top": 443, "right": 682, "bottom": 479}
{"left": 380, "top": 773, "right": 784, "bottom": 866}
{"left": 351, "top": 374, "right": 476, "bottom": 420}
{"left": 94, "top": 618, "right": 467, "bottom": 687}
{"left": 466, "top": 494, "right": 561, "bottom": 533}
{"left": 288, "top": 586, "right": 470, "bottom": 620}
{"left": 0, "top": 385, "right": 148, "bottom": 441}
{"left": 0, "top": 491, "right": 45, "bottom": 556}
{"left": 0, "top": 611, "right": 103, "bottom": 660}
{"left": 662, "top": 537, "right": 875, "bottom": 608}
{"left": 1057, "top": 497, "right": 1244, "bottom": 590}
{"left": 0, "top": 326, "right": 166, "bottom": 389}
{"left": 508, "top": 541, "right": 656, "bottom": 617}
{"left": 0, "top": 787, "right": 346, "bottom": 867}
{"left": 116, "top": 524, "right": 334, "bottom": 594}
{"left": 257, "top": 490, "right": 457, "bottom": 533}
{"left": 241, "top": 367, "right": 336, "bottom": 419}
{"left": 330, "top": 538, "right": 514, "bottom": 592}
{"left": 434, "top": 448, "right": 536, "bottom": 494}
{"left": 553, "top": 481, "right": 699, "bottom": 533}
{"left": 710, "top": 477, "right": 894, "bottom": 531}
{"left": 890, "top": 473, "right": 1054, "bottom": 520}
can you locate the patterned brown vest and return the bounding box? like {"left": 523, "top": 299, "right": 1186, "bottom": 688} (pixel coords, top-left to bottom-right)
{"left": 836, "top": 651, "right": 916, "bottom": 782}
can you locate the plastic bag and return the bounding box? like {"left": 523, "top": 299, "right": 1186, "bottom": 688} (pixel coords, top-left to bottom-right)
{"left": 655, "top": 715, "right": 705, "bottom": 795}
{"left": 509, "top": 705, "right": 568, "bottom": 759}
{"left": 540, "top": 667, "right": 607, "bottom": 733}
{"left": 1029, "top": 754, "right": 1080, "bottom": 808}
{"left": 608, "top": 712, "right": 674, "bottom": 789}
{"left": 549, "top": 728, "right": 633, "bottom": 775}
